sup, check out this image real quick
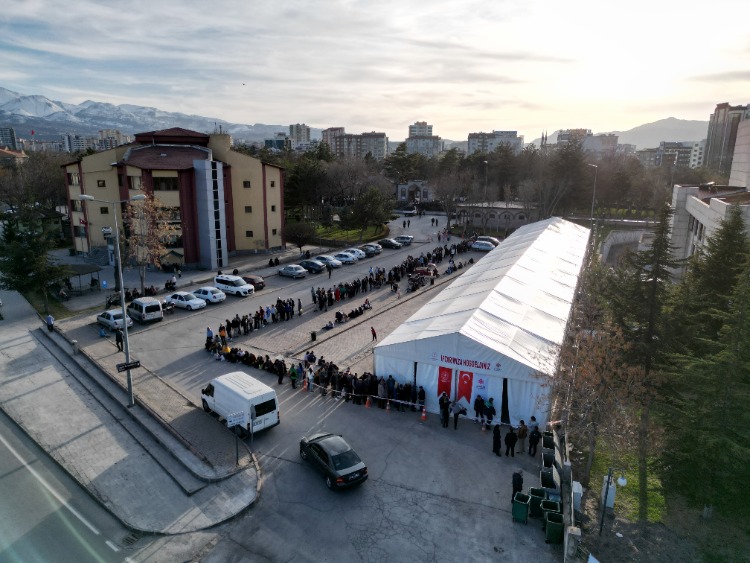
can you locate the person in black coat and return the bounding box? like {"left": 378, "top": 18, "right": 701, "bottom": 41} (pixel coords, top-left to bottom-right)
{"left": 492, "top": 424, "right": 502, "bottom": 456}
{"left": 528, "top": 425, "right": 542, "bottom": 456}
{"left": 439, "top": 392, "right": 450, "bottom": 428}
{"left": 504, "top": 427, "right": 518, "bottom": 457}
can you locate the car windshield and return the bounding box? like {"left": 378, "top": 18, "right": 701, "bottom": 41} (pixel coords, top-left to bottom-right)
{"left": 331, "top": 449, "right": 361, "bottom": 471}
{"left": 231, "top": 279, "right": 245, "bottom": 286}
{"left": 185, "top": 293, "right": 198, "bottom": 300}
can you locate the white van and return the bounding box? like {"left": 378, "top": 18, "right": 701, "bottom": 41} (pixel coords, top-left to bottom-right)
{"left": 127, "top": 297, "right": 163, "bottom": 323}
{"left": 200, "top": 371, "right": 279, "bottom": 435}
{"left": 214, "top": 274, "right": 255, "bottom": 297}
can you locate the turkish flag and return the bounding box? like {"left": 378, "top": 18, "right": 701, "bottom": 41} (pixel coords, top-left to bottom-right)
{"left": 437, "top": 366, "right": 452, "bottom": 397}
{"left": 458, "top": 371, "right": 473, "bottom": 402}
{"left": 79, "top": 218, "right": 88, "bottom": 225}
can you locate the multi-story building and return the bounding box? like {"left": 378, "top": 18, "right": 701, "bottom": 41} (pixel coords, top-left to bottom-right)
{"left": 729, "top": 120, "right": 750, "bottom": 188}
{"left": 0, "top": 126, "right": 18, "bottom": 151}
{"left": 331, "top": 131, "right": 389, "bottom": 160}
{"left": 704, "top": 102, "right": 750, "bottom": 176}
{"left": 0, "top": 146, "right": 27, "bottom": 168}
{"left": 65, "top": 127, "right": 284, "bottom": 270}
{"left": 406, "top": 121, "right": 442, "bottom": 158}
{"left": 264, "top": 132, "right": 290, "bottom": 151}
{"left": 582, "top": 134, "right": 618, "bottom": 158}
{"left": 556, "top": 129, "right": 591, "bottom": 145}
{"left": 656, "top": 141, "right": 695, "bottom": 168}
{"left": 289, "top": 123, "right": 311, "bottom": 149}
{"left": 98, "top": 129, "right": 130, "bottom": 150}
{"left": 690, "top": 140, "right": 706, "bottom": 169}
{"left": 360, "top": 132, "right": 389, "bottom": 160}
{"left": 322, "top": 127, "right": 345, "bottom": 149}
{"left": 635, "top": 148, "right": 658, "bottom": 168}
{"left": 467, "top": 131, "right": 524, "bottom": 155}
{"left": 62, "top": 134, "right": 99, "bottom": 153}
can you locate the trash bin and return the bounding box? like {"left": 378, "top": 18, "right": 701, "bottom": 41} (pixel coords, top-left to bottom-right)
{"left": 528, "top": 487, "right": 547, "bottom": 518}
{"left": 545, "top": 512, "right": 564, "bottom": 544}
{"left": 542, "top": 449, "right": 554, "bottom": 468}
{"left": 540, "top": 499, "right": 561, "bottom": 529}
{"left": 310, "top": 331, "right": 316, "bottom": 342}
{"left": 543, "top": 431, "right": 554, "bottom": 450}
{"left": 512, "top": 492, "right": 530, "bottom": 524}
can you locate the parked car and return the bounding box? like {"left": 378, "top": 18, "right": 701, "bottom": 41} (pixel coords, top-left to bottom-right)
{"left": 300, "top": 432, "right": 368, "bottom": 490}
{"left": 394, "top": 235, "right": 414, "bottom": 246}
{"left": 378, "top": 238, "right": 402, "bottom": 249}
{"left": 334, "top": 252, "right": 357, "bottom": 264}
{"left": 362, "top": 242, "right": 382, "bottom": 254}
{"left": 343, "top": 247, "right": 367, "bottom": 260}
{"left": 403, "top": 208, "right": 417, "bottom": 217}
{"left": 475, "top": 235, "right": 501, "bottom": 247}
{"left": 315, "top": 255, "right": 342, "bottom": 268}
{"left": 96, "top": 309, "right": 134, "bottom": 331}
{"left": 278, "top": 264, "right": 308, "bottom": 278}
{"left": 471, "top": 240, "right": 496, "bottom": 252}
{"left": 242, "top": 274, "right": 266, "bottom": 291}
{"left": 165, "top": 291, "right": 207, "bottom": 310}
{"left": 193, "top": 286, "right": 227, "bottom": 303}
{"left": 359, "top": 244, "right": 379, "bottom": 256}
{"left": 214, "top": 274, "right": 254, "bottom": 297}
{"left": 299, "top": 259, "right": 326, "bottom": 274}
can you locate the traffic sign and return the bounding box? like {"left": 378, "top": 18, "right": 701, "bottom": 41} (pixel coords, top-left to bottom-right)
{"left": 116, "top": 360, "right": 141, "bottom": 373}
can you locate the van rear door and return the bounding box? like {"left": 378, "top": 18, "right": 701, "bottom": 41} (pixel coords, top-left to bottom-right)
{"left": 252, "top": 396, "right": 278, "bottom": 430}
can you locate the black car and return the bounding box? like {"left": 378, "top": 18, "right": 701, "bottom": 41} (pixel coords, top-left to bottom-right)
{"left": 300, "top": 433, "right": 368, "bottom": 490}
{"left": 378, "top": 238, "right": 402, "bottom": 249}
{"left": 299, "top": 259, "right": 326, "bottom": 274}
{"left": 242, "top": 274, "right": 265, "bottom": 290}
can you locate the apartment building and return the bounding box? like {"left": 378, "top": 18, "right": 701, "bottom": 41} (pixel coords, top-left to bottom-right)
{"left": 65, "top": 127, "right": 284, "bottom": 270}
{"left": 0, "top": 126, "right": 18, "bottom": 150}
{"left": 289, "top": 123, "right": 311, "bottom": 149}
{"left": 406, "top": 121, "right": 442, "bottom": 158}
{"left": 705, "top": 102, "right": 750, "bottom": 176}
{"left": 467, "top": 131, "right": 524, "bottom": 155}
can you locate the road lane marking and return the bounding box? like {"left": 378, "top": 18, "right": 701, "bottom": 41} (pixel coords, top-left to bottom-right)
{"left": 0, "top": 431, "right": 101, "bottom": 536}
{"left": 105, "top": 540, "right": 120, "bottom": 552}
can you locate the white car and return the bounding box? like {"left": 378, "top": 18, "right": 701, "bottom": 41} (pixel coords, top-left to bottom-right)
{"left": 343, "top": 247, "right": 367, "bottom": 260}
{"left": 471, "top": 241, "right": 496, "bottom": 252}
{"left": 278, "top": 264, "right": 308, "bottom": 278}
{"left": 165, "top": 291, "right": 207, "bottom": 310}
{"left": 315, "top": 255, "right": 342, "bottom": 268}
{"left": 96, "top": 308, "right": 134, "bottom": 331}
{"left": 193, "top": 287, "right": 226, "bottom": 304}
{"left": 476, "top": 236, "right": 501, "bottom": 247}
{"left": 334, "top": 252, "right": 357, "bottom": 264}
{"left": 394, "top": 235, "right": 414, "bottom": 246}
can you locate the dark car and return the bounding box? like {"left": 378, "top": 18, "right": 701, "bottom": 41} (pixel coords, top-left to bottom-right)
{"left": 242, "top": 274, "right": 265, "bottom": 290}
{"left": 300, "top": 433, "right": 368, "bottom": 490}
{"left": 378, "top": 238, "right": 402, "bottom": 249}
{"left": 299, "top": 259, "right": 326, "bottom": 274}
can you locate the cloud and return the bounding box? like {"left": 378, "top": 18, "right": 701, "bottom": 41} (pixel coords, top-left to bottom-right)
{"left": 690, "top": 70, "right": 750, "bottom": 82}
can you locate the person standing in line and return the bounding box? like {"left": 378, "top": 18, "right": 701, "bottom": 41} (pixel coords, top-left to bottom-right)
{"left": 289, "top": 365, "right": 298, "bottom": 389}
{"left": 511, "top": 469, "right": 523, "bottom": 503}
{"left": 485, "top": 398, "right": 496, "bottom": 425}
{"left": 439, "top": 392, "right": 450, "bottom": 428}
{"left": 115, "top": 328, "right": 124, "bottom": 352}
{"left": 451, "top": 400, "right": 465, "bottom": 430}
{"left": 492, "top": 424, "right": 502, "bottom": 456}
{"left": 407, "top": 219, "right": 410, "bottom": 228}
{"left": 403, "top": 220, "right": 406, "bottom": 229}
{"left": 473, "top": 394, "right": 485, "bottom": 424}
{"left": 417, "top": 386, "right": 426, "bottom": 410}
{"left": 298, "top": 298, "right": 303, "bottom": 316}
{"left": 371, "top": 326, "right": 377, "bottom": 341}
{"left": 504, "top": 427, "right": 518, "bottom": 457}
{"left": 327, "top": 264, "right": 332, "bottom": 279}
{"left": 529, "top": 425, "right": 542, "bottom": 457}
{"left": 517, "top": 420, "right": 528, "bottom": 454}
{"left": 46, "top": 314, "right": 55, "bottom": 332}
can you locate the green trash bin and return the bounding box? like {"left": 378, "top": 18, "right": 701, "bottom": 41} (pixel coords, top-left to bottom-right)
{"left": 540, "top": 499, "right": 561, "bottom": 529}
{"left": 512, "top": 492, "right": 531, "bottom": 524}
{"left": 545, "top": 512, "right": 564, "bottom": 544}
{"left": 528, "top": 487, "right": 547, "bottom": 518}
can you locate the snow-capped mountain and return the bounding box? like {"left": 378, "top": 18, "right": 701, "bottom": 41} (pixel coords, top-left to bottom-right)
{"left": 0, "top": 87, "right": 298, "bottom": 143}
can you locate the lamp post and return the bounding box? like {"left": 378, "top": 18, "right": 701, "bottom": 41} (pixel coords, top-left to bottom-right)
{"left": 587, "top": 164, "right": 598, "bottom": 229}
{"left": 483, "top": 160, "right": 488, "bottom": 232}
{"left": 79, "top": 193, "right": 146, "bottom": 407}
{"left": 599, "top": 467, "right": 627, "bottom": 535}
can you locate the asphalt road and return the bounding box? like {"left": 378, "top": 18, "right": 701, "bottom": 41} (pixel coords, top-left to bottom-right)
{"left": 0, "top": 409, "right": 134, "bottom": 563}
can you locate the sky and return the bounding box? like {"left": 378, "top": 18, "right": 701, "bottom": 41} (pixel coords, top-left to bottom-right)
{"left": 1, "top": 0, "right": 749, "bottom": 142}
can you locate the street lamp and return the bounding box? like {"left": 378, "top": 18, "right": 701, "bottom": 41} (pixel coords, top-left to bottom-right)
{"left": 79, "top": 193, "right": 146, "bottom": 407}
{"left": 599, "top": 467, "right": 627, "bottom": 535}
{"left": 587, "top": 164, "right": 598, "bottom": 230}
{"left": 483, "top": 160, "right": 488, "bottom": 232}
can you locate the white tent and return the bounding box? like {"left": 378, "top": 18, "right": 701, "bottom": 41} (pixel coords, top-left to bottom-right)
{"left": 374, "top": 217, "right": 589, "bottom": 426}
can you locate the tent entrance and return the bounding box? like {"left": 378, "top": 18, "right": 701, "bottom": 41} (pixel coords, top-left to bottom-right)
{"left": 500, "top": 378, "right": 510, "bottom": 424}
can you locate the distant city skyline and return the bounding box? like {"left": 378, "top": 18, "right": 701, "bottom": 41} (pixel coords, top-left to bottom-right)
{"left": 1, "top": 1, "right": 748, "bottom": 142}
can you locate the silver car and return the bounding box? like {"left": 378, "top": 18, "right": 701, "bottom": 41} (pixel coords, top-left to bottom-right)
{"left": 97, "top": 308, "right": 134, "bottom": 331}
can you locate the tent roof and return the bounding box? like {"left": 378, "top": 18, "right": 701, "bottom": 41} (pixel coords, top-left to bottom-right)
{"left": 377, "top": 217, "right": 589, "bottom": 375}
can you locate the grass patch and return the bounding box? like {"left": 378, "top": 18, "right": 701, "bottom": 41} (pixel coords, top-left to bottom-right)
{"left": 316, "top": 225, "right": 386, "bottom": 243}
{"left": 21, "top": 289, "right": 99, "bottom": 320}
{"left": 590, "top": 447, "right": 666, "bottom": 524}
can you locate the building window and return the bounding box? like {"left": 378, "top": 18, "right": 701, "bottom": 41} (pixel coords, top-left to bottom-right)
{"left": 246, "top": 230, "right": 254, "bottom": 238}
{"left": 272, "top": 228, "right": 277, "bottom": 235}
{"left": 245, "top": 206, "right": 252, "bottom": 213}
{"left": 100, "top": 207, "right": 109, "bottom": 214}
{"left": 73, "top": 226, "right": 86, "bottom": 238}
{"left": 243, "top": 180, "right": 251, "bottom": 188}
{"left": 71, "top": 200, "right": 82, "bottom": 212}
{"left": 153, "top": 177, "right": 178, "bottom": 191}
{"left": 518, "top": 214, "right": 525, "bottom": 220}
{"left": 270, "top": 180, "right": 275, "bottom": 187}
{"left": 97, "top": 179, "right": 106, "bottom": 187}
{"left": 67, "top": 173, "right": 80, "bottom": 185}
{"left": 271, "top": 205, "right": 276, "bottom": 212}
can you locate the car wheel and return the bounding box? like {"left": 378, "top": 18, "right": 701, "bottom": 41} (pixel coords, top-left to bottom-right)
{"left": 300, "top": 447, "right": 308, "bottom": 460}
{"left": 187, "top": 305, "right": 192, "bottom": 311}
{"left": 325, "top": 475, "right": 334, "bottom": 489}
{"left": 202, "top": 399, "right": 210, "bottom": 413}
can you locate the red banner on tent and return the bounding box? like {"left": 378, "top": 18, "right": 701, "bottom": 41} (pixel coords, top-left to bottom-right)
{"left": 437, "top": 366, "right": 452, "bottom": 397}
{"left": 458, "top": 371, "right": 473, "bottom": 402}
